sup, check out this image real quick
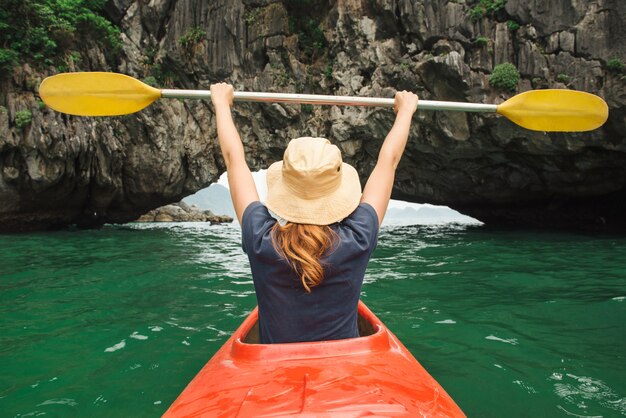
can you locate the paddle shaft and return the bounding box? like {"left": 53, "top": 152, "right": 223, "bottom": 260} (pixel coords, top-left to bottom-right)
{"left": 161, "top": 89, "right": 498, "bottom": 113}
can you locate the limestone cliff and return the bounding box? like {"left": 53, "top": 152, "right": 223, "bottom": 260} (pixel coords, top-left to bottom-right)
{"left": 1, "top": 0, "right": 625, "bottom": 232}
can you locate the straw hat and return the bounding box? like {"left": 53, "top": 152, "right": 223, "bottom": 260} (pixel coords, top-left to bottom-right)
{"left": 265, "top": 137, "right": 362, "bottom": 225}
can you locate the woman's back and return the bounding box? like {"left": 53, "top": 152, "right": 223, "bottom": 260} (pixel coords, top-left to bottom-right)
{"left": 242, "top": 202, "right": 379, "bottom": 344}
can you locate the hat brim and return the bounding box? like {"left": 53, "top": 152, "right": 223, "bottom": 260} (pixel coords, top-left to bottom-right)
{"left": 265, "top": 161, "right": 362, "bottom": 225}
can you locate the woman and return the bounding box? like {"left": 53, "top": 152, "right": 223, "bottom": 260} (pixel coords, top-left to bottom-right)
{"left": 211, "top": 83, "right": 419, "bottom": 344}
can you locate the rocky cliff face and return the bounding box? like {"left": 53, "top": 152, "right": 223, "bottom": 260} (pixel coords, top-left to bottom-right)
{"left": 1, "top": 0, "right": 625, "bottom": 232}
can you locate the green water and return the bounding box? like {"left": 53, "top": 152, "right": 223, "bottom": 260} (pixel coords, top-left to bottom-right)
{"left": 1, "top": 223, "right": 625, "bottom": 417}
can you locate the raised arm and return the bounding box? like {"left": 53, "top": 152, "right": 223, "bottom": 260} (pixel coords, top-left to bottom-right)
{"left": 210, "top": 83, "right": 259, "bottom": 224}
{"left": 361, "top": 91, "right": 419, "bottom": 225}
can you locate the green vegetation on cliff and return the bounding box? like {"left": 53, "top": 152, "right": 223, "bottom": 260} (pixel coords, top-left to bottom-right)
{"left": 506, "top": 20, "right": 520, "bottom": 31}
{"left": 474, "top": 36, "right": 489, "bottom": 47}
{"left": 469, "top": 0, "right": 507, "bottom": 21}
{"left": 14, "top": 109, "right": 33, "bottom": 130}
{"left": 178, "top": 27, "right": 206, "bottom": 51}
{"left": 556, "top": 73, "right": 570, "bottom": 84}
{"left": 289, "top": 17, "right": 326, "bottom": 60}
{"left": 607, "top": 58, "right": 624, "bottom": 72}
{"left": 489, "top": 62, "right": 520, "bottom": 91}
{"left": 0, "top": 0, "right": 121, "bottom": 73}
{"left": 285, "top": 0, "right": 327, "bottom": 62}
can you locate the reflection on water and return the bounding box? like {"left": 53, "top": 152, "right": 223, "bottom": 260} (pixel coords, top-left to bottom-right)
{"left": 0, "top": 222, "right": 625, "bottom": 417}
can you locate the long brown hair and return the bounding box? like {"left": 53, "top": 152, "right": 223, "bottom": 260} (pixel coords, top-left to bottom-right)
{"left": 271, "top": 223, "right": 338, "bottom": 293}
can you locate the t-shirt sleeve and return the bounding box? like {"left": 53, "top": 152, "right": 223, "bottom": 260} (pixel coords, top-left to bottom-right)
{"left": 241, "top": 201, "right": 275, "bottom": 254}
{"left": 342, "top": 202, "right": 379, "bottom": 252}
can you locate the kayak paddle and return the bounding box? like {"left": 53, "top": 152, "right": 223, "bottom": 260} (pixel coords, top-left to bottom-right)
{"left": 39, "top": 72, "right": 608, "bottom": 132}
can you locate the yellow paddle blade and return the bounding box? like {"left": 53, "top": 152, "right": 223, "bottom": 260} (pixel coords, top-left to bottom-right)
{"left": 39, "top": 72, "right": 161, "bottom": 116}
{"left": 497, "top": 89, "right": 608, "bottom": 132}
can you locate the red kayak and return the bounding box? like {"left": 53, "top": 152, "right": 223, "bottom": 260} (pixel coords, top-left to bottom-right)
{"left": 163, "top": 301, "right": 466, "bottom": 417}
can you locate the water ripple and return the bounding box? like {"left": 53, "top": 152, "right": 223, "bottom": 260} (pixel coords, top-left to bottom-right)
{"left": 552, "top": 373, "right": 626, "bottom": 416}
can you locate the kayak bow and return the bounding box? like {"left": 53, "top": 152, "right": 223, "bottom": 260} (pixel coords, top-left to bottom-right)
{"left": 163, "top": 301, "right": 466, "bottom": 417}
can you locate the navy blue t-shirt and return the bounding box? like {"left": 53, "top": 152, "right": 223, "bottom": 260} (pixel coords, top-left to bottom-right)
{"left": 241, "top": 202, "right": 379, "bottom": 344}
